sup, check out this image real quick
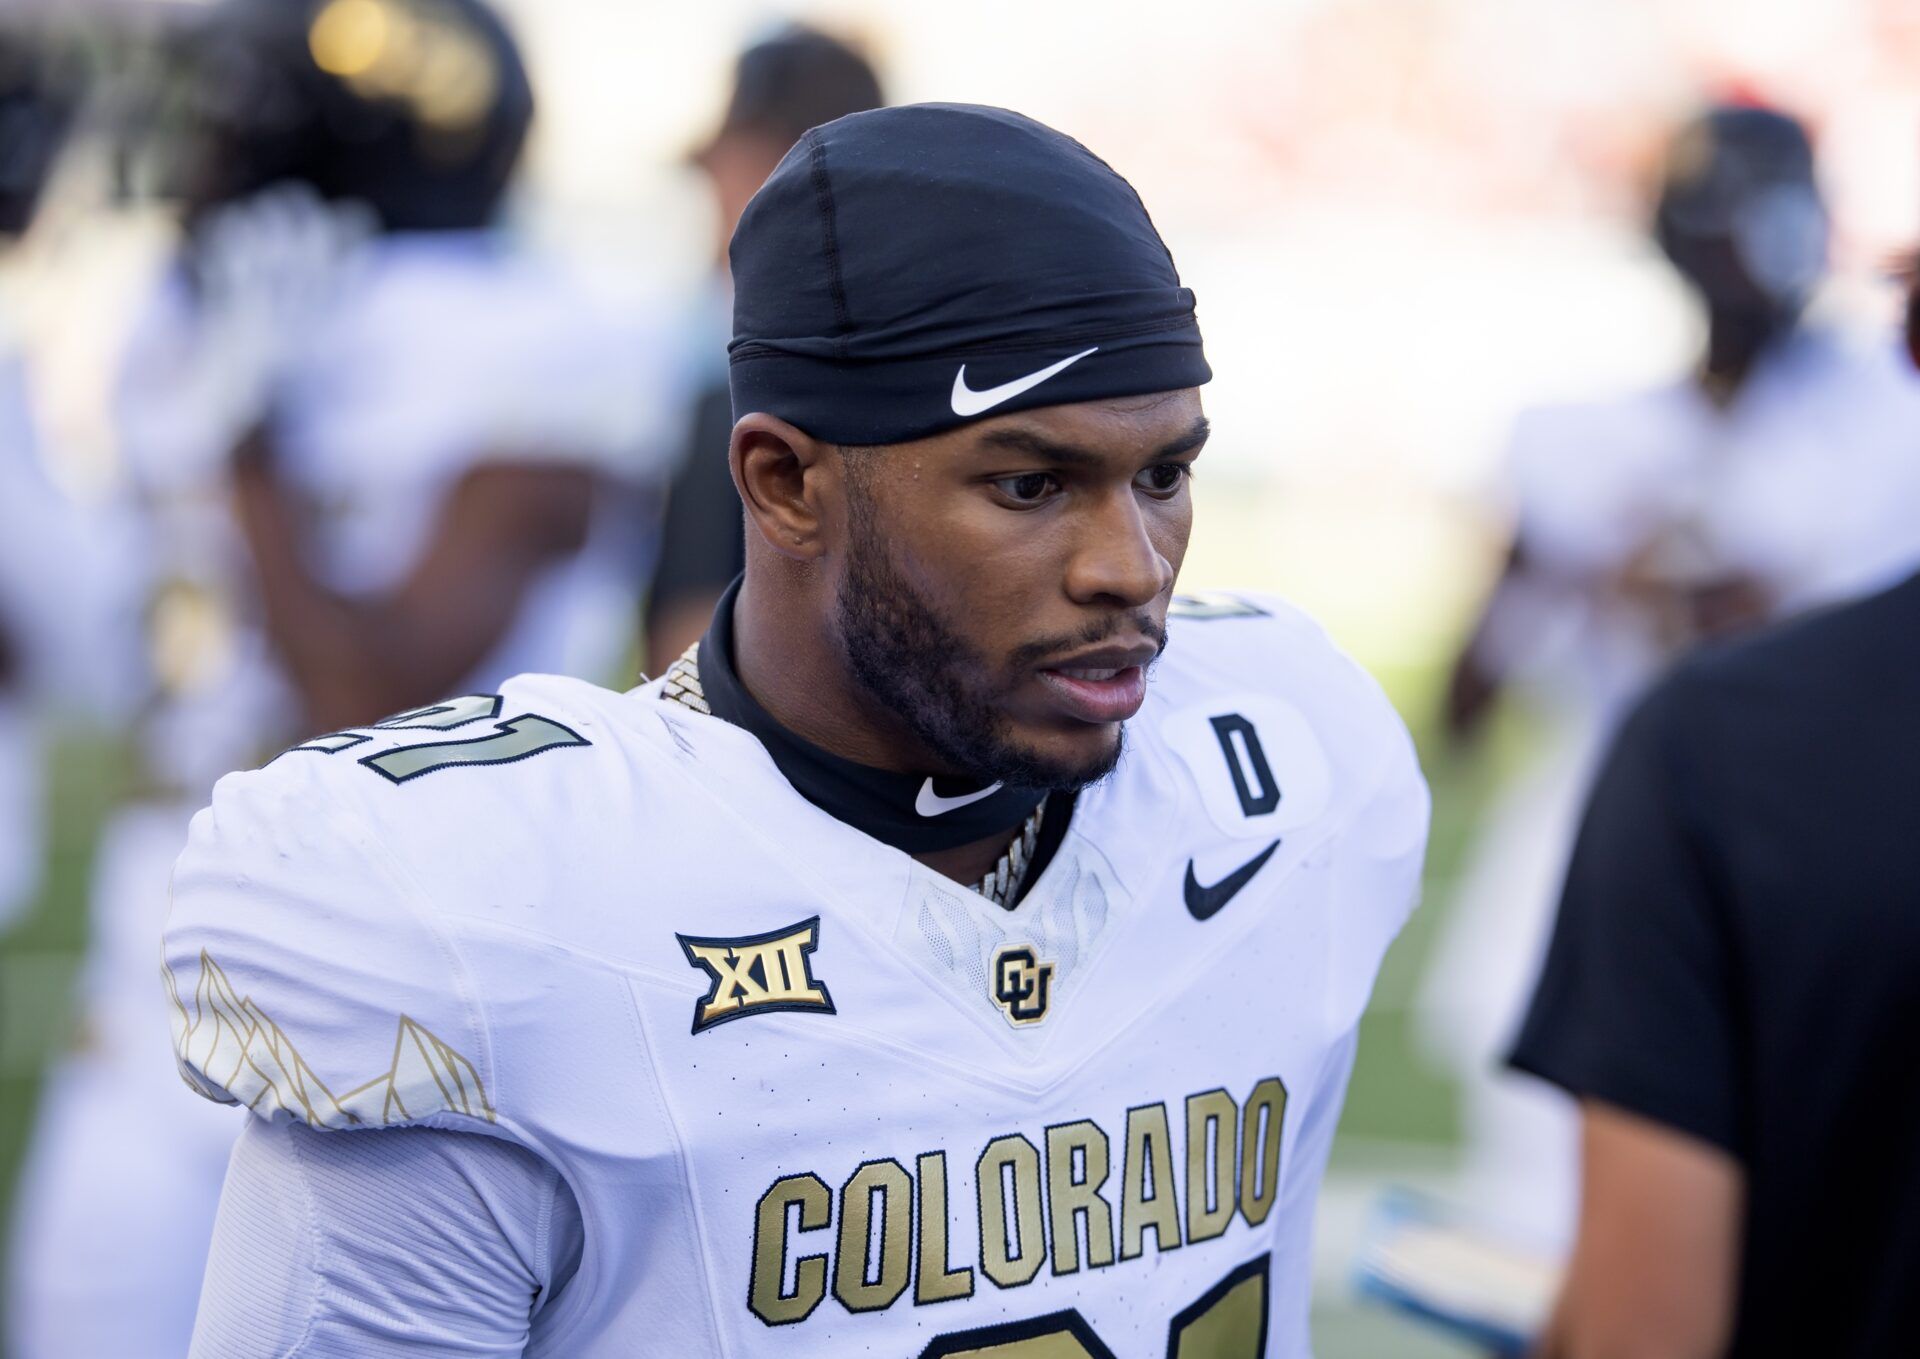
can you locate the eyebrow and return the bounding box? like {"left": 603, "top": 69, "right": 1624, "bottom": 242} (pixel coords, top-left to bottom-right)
{"left": 975, "top": 415, "right": 1212, "bottom": 467}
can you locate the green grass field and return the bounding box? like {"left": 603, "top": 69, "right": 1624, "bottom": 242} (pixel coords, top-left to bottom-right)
{"left": 0, "top": 732, "right": 132, "bottom": 1324}
{"left": 0, "top": 664, "right": 1523, "bottom": 1357}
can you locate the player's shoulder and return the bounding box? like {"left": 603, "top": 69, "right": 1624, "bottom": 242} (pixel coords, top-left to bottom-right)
{"left": 210, "top": 674, "right": 650, "bottom": 829}
{"left": 175, "top": 671, "right": 739, "bottom": 933}
{"left": 323, "top": 240, "right": 659, "bottom": 474}
{"left": 1156, "top": 591, "right": 1410, "bottom": 750}
{"left": 1124, "top": 592, "right": 1428, "bottom": 1021}
{"left": 1783, "top": 324, "right": 1917, "bottom": 390}
{"left": 1146, "top": 590, "right": 1425, "bottom": 825}
{"left": 164, "top": 673, "right": 685, "bottom": 1133}
{"left": 1499, "top": 388, "right": 1696, "bottom": 546}
{"left": 1502, "top": 387, "right": 1683, "bottom": 481}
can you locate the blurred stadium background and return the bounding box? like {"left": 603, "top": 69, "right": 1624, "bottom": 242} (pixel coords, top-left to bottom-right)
{"left": 5, "top": 0, "right": 1920, "bottom": 1354}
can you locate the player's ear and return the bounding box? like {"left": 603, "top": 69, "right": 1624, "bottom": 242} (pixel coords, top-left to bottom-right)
{"left": 730, "top": 412, "right": 836, "bottom": 562}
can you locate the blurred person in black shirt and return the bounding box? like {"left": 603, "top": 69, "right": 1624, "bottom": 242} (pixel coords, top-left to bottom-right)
{"left": 1507, "top": 259, "right": 1920, "bottom": 1359}
{"left": 643, "top": 24, "right": 882, "bottom": 671}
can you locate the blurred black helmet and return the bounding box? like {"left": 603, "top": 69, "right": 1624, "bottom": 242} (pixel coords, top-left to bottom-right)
{"left": 1654, "top": 103, "right": 1826, "bottom": 317}
{"left": 169, "top": 0, "right": 533, "bottom": 232}
{"left": 0, "top": 26, "right": 77, "bottom": 238}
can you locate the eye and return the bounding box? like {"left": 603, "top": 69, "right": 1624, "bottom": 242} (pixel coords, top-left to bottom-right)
{"left": 1134, "top": 462, "right": 1193, "bottom": 498}
{"left": 990, "top": 472, "right": 1060, "bottom": 506}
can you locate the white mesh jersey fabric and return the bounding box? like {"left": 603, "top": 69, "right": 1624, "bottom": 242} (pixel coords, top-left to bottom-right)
{"left": 903, "top": 836, "right": 1118, "bottom": 1039}
{"left": 192, "top": 1120, "right": 581, "bottom": 1358}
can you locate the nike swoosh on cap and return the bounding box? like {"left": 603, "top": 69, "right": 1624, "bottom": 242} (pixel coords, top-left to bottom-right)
{"left": 949, "top": 346, "right": 1100, "bottom": 418}
{"left": 1183, "top": 841, "right": 1281, "bottom": 921}
{"left": 915, "top": 778, "right": 1005, "bottom": 816}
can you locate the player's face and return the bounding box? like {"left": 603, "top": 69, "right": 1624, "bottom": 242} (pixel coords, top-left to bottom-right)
{"left": 832, "top": 390, "right": 1205, "bottom": 790}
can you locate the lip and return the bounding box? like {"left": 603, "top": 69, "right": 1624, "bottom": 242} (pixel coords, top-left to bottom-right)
{"left": 1033, "top": 640, "right": 1159, "bottom": 725}
{"left": 1042, "top": 641, "right": 1161, "bottom": 674}
{"left": 1036, "top": 666, "right": 1149, "bottom": 723}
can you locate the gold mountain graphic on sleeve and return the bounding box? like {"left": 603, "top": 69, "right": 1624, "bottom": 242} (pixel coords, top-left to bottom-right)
{"left": 164, "top": 949, "right": 494, "bottom": 1129}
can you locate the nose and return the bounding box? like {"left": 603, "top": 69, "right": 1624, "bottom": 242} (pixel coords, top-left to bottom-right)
{"left": 1062, "top": 486, "right": 1174, "bottom": 609}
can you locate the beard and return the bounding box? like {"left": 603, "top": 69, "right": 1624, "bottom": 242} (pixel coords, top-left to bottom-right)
{"left": 833, "top": 501, "right": 1134, "bottom": 793}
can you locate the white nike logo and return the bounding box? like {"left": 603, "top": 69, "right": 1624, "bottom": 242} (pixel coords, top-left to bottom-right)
{"left": 950, "top": 346, "right": 1100, "bottom": 418}
{"left": 915, "top": 778, "right": 1005, "bottom": 816}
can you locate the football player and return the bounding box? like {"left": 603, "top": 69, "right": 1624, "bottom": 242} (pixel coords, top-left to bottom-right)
{"left": 165, "top": 105, "right": 1429, "bottom": 1356}
{"left": 1419, "top": 102, "right": 1920, "bottom": 1245}
{"left": 0, "top": 22, "right": 85, "bottom": 930}
{"left": 6, "top": 2, "right": 661, "bottom": 1355}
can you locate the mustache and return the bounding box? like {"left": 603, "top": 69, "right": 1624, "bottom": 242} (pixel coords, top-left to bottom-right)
{"left": 1006, "top": 613, "right": 1168, "bottom": 672}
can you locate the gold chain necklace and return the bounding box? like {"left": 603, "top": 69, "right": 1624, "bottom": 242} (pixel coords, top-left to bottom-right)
{"left": 658, "top": 644, "right": 1042, "bottom": 908}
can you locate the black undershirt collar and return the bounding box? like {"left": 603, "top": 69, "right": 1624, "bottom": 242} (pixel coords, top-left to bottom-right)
{"left": 697, "top": 578, "right": 1049, "bottom": 856}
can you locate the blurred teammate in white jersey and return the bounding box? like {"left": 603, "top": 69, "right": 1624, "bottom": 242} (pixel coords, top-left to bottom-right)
{"left": 5, "top": 1, "right": 665, "bottom": 1354}
{"left": 0, "top": 27, "right": 131, "bottom": 933}
{"left": 0, "top": 30, "right": 74, "bottom": 932}
{"left": 1423, "top": 102, "right": 1920, "bottom": 1246}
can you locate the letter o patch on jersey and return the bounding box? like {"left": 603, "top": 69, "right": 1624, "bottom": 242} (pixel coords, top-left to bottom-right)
{"left": 1161, "top": 695, "right": 1332, "bottom": 840}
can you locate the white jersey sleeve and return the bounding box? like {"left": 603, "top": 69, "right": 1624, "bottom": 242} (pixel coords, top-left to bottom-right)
{"left": 1323, "top": 659, "right": 1429, "bottom": 1036}
{"left": 192, "top": 1119, "right": 581, "bottom": 1358}
{"left": 165, "top": 737, "right": 499, "bottom": 1136}
{"left": 1504, "top": 397, "right": 1676, "bottom": 580}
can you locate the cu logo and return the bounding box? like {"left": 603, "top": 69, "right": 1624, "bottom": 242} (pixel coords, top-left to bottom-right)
{"left": 991, "top": 944, "right": 1055, "bottom": 1027}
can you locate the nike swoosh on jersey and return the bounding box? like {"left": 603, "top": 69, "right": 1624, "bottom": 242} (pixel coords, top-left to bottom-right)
{"left": 915, "top": 778, "right": 1005, "bottom": 816}
{"left": 949, "top": 346, "right": 1100, "bottom": 417}
{"left": 1183, "top": 841, "right": 1281, "bottom": 920}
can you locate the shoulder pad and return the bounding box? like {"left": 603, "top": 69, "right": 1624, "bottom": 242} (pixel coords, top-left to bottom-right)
{"left": 163, "top": 673, "right": 630, "bottom": 1133}
{"left": 165, "top": 745, "right": 493, "bottom": 1132}
{"left": 1151, "top": 588, "right": 1425, "bottom": 843}
{"left": 1152, "top": 590, "right": 1430, "bottom": 1027}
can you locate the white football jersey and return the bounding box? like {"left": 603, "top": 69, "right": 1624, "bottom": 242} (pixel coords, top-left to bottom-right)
{"left": 1504, "top": 326, "right": 1920, "bottom": 726}
{"left": 163, "top": 593, "right": 1428, "bottom": 1357}
{"left": 0, "top": 350, "right": 138, "bottom": 926}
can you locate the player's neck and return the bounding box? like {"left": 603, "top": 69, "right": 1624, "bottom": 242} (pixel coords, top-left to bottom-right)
{"left": 912, "top": 832, "right": 1029, "bottom": 892}
{"left": 1697, "top": 305, "right": 1794, "bottom": 408}
{"left": 717, "top": 575, "right": 1053, "bottom": 890}
{"left": 732, "top": 573, "right": 942, "bottom": 775}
